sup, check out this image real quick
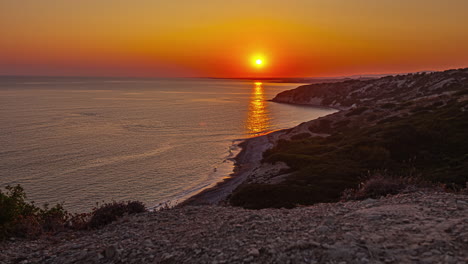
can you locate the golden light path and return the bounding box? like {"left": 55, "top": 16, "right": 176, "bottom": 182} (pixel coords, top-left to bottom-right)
{"left": 246, "top": 82, "right": 271, "bottom": 135}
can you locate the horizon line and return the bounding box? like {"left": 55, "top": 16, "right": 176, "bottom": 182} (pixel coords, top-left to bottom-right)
{"left": 0, "top": 66, "right": 466, "bottom": 80}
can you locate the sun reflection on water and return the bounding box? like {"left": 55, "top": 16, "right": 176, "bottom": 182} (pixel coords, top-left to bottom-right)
{"left": 246, "top": 82, "right": 271, "bottom": 136}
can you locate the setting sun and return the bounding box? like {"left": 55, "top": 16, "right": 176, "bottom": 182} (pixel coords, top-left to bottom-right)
{"left": 251, "top": 55, "right": 266, "bottom": 69}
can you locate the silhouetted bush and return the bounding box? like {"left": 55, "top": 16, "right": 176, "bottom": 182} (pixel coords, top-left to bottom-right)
{"left": 0, "top": 185, "right": 68, "bottom": 240}
{"left": 341, "top": 174, "right": 404, "bottom": 200}
{"left": 0, "top": 185, "right": 147, "bottom": 239}
{"left": 341, "top": 174, "right": 447, "bottom": 201}
{"left": 88, "top": 201, "right": 146, "bottom": 229}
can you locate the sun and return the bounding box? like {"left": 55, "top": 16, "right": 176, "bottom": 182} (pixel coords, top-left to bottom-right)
{"left": 251, "top": 54, "right": 266, "bottom": 68}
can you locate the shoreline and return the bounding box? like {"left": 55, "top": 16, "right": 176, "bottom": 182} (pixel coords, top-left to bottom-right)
{"left": 180, "top": 101, "right": 342, "bottom": 206}
{"left": 268, "top": 99, "right": 346, "bottom": 111}
{"left": 179, "top": 130, "right": 282, "bottom": 206}
{"left": 179, "top": 120, "right": 328, "bottom": 206}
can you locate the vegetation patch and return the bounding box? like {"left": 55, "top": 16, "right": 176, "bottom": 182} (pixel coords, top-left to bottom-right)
{"left": 0, "top": 185, "right": 147, "bottom": 240}
{"left": 231, "top": 101, "right": 468, "bottom": 209}
{"left": 341, "top": 174, "right": 444, "bottom": 201}
{"left": 88, "top": 201, "right": 146, "bottom": 228}
{"left": 0, "top": 185, "right": 68, "bottom": 240}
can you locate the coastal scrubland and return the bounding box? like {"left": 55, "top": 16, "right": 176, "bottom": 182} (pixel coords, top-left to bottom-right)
{"left": 0, "top": 185, "right": 146, "bottom": 240}
{"left": 230, "top": 68, "right": 468, "bottom": 209}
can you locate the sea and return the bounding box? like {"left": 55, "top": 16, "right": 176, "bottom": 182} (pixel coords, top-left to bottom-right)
{"left": 0, "top": 77, "right": 335, "bottom": 212}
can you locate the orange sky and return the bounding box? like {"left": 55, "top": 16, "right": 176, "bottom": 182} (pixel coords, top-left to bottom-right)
{"left": 1, "top": 0, "right": 467, "bottom": 78}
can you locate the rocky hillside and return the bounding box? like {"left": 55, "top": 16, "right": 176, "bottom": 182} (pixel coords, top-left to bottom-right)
{"left": 1, "top": 191, "right": 467, "bottom": 264}
{"left": 229, "top": 68, "right": 468, "bottom": 209}
{"left": 272, "top": 68, "right": 468, "bottom": 109}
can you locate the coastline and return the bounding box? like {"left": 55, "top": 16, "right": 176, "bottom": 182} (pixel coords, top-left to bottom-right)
{"left": 268, "top": 99, "right": 347, "bottom": 111}
{"left": 181, "top": 68, "right": 468, "bottom": 207}
{"left": 180, "top": 98, "right": 343, "bottom": 206}
{"left": 180, "top": 119, "right": 331, "bottom": 206}
{"left": 179, "top": 133, "right": 275, "bottom": 206}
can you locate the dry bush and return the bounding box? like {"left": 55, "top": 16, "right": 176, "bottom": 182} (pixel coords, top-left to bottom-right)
{"left": 341, "top": 173, "right": 444, "bottom": 201}
{"left": 88, "top": 201, "right": 146, "bottom": 229}
{"left": 1, "top": 185, "right": 147, "bottom": 240}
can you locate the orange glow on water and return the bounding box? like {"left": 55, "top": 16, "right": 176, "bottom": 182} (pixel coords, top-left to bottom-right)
{"left": 246, "top": 82, "right": 270, "bottom": 135}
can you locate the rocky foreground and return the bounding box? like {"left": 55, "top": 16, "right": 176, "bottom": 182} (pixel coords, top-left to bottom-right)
{"left": 1, "top": 191, "right": 467, "bottom": 264}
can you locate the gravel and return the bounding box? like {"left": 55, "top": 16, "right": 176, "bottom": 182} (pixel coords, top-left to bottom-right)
{"left": 1, "top": 191, "right": 467, "bottom": 264}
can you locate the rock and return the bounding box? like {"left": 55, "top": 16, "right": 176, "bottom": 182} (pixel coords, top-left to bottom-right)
{"left": 362, "top": 198, "right": 378, "bottom": 205}
{"left": 327, "top": 247, "right": 354, "bottom": 260}
{"left": 247, "top": 248, "right": 260, "bottom": 257}
{"left": 243, "top": 256, "right": 254, "bottom": 262}
{"left": 105, "top": 245, "right": 118, "bottom": 259}
{"left": 316, "top": 225, "right": 329, "bottom": 234}
{"left": 365, "top": 214, "right": 382, "bottom": 221}
{"left": 143, "top": 239, "right": 153, "bottom": 247}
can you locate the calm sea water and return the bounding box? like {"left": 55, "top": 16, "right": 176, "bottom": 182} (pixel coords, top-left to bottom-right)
{"left": 0, "top": 77, "right": 335, "bottom": 211}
